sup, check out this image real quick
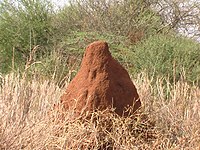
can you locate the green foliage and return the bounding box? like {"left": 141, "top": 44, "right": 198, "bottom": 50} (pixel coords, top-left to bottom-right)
{"left": 131, "top": 34, "right": 200, "bottom": 84}
{"left": 0, "top": 0, "right": 199, "bottom": 86}
{"left": 0, "top": 47, "right": 23, "bottom": 73}
{"left": 0, "top": 0, "right": 53, "bottom": 72}
{"left": 54, "top": 0, "right": 163, "bottom": 37}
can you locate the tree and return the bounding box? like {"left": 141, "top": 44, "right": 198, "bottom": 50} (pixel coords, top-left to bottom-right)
{"left": 151, "top": 0, "right": 200, "bottom": 41}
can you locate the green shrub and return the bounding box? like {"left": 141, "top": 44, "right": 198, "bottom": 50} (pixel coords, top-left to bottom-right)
{"left": 131, "top": 34, "right": 200, "bottom": 84}
{"left": 0, "top": 0, "right": 53, "bottom": 73}
{"left": 31, "top": 31, "right": 200, "bottom": 86}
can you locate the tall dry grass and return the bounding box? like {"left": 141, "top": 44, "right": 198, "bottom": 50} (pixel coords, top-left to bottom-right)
{"left": 0, "top": 72, "right": 199, "bottom": 149}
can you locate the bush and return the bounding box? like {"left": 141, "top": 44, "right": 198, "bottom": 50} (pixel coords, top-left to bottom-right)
{"left": 131, "top": 34, "right": 200, "bottom": 84}
{"left": 27, "top": 31, "right": 200, "bottom": 86}
{"left": 0, "top": 0, "right": 54, "bottom": 73}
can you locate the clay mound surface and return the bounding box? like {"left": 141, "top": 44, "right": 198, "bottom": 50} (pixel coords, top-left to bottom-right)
{"left": 61, "top": 41, "right": 141, "bottom": 117}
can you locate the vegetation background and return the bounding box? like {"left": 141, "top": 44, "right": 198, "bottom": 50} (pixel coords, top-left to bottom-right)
{"left": 0, "top": 0, "right": 200, "bottom": 149}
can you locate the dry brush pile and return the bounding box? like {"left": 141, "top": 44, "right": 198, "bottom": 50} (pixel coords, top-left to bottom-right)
{"left": 0, "top": 72, "right": 200, "bottom": 149}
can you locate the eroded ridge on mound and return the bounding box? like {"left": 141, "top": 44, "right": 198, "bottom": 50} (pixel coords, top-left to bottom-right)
{"left": 61, "top": 41, "right": 141, "bottom": 117}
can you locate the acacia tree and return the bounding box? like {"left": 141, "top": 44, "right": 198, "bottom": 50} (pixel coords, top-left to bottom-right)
{"left": 151, "top": 0, "right": 200, "bottom": 41}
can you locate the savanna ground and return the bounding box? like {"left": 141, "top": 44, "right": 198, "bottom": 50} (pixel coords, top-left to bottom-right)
{"left": 0, "top": 0, "right": 200, "bottom": 149}
{"left": 0, "top": 71, "right": 200, "bottom": 149}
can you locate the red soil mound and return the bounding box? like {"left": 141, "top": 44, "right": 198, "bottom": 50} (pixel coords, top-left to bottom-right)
{"left": 61, "top": 41, "right": 141, "bottom": 117}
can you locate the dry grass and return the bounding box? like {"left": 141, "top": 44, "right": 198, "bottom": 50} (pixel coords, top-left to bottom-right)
{"left": 0, "top": 72, "right": 199, "bottom": 150}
